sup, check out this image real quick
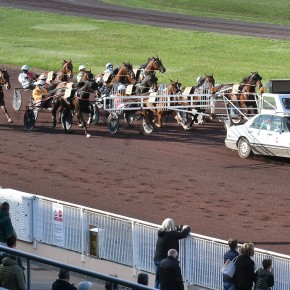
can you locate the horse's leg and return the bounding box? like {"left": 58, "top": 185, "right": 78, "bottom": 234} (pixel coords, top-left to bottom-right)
{"left": 173, "top": 111, "right": 189, "bottom": 130}
{"left": 156, "top": 110, "right": 162, "bottom": 128}
{"left": 0, "top": 105, "right": 12, "bottom": 123}
{"left": 51, "top": 101, "right": 60, "bottom": 129}
{"left": 75, "top": 106, "right": 91, "bottom": 137}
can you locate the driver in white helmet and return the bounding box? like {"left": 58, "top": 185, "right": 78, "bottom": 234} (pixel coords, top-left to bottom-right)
{"left": 32, "top": 80, "right": 48, "bottom": 105}
{"left": 18, "top": 65, "right": 37, "bottom": 89}
{"left": 104, "top": 63, "right": 113, "bottom": 74}
{"left": 77, "top": 65, "right": 86, "bottom": 82}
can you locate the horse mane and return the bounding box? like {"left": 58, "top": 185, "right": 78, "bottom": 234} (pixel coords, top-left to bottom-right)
{"left": 140, "top": 57, "right": 153, "bottom": 69}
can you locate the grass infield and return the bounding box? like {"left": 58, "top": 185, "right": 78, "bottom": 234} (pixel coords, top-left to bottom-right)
{"left": 1, "top": 7, "right": 290, "bottom": 86}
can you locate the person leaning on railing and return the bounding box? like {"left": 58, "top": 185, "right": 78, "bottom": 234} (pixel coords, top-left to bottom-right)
{"left": 153, "top": 218, "right": 190, "bottom": 289}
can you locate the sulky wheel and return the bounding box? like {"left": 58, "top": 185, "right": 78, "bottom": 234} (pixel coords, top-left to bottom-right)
{"left": 23, "top": 109, "right": 36, "bottom": 130}
{"left": 107, "top": 112, "right": 119, "bottom": 134}
{"left": 230, "top": 114, "right": 242, "bottom": 125}
{"left": 61, "top": 109, "right": 73, "bottom": 130}
{"left": 90, "top": 103, "right": 99, "bottom": 125}
{"left": 12, "top": 90, "right": 22, "bottom": 111}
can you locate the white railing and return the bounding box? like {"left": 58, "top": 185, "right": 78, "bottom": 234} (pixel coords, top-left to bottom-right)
{"left": 1, "top": 188, "right": 289, "bottom": 289}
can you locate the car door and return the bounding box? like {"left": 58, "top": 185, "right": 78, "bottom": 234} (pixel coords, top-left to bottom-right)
{"left": 258, "top": 116, "right": 290, "bottom": 157}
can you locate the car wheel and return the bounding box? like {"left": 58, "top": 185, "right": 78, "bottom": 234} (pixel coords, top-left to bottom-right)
{"left": 238, "top": 137, "right": 252, "bottom": 159}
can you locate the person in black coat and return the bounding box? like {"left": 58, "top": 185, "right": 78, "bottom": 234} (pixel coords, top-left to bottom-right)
{"left": 157, "top": 249, "right": 184, "bottom": 290}
{"left": 153, "top": 218, "right": 190, "bottom": 288}
{"left": 51, "top": 269, "right": 77, "bottom": 290}
{"left": 233, "top": 243, "right": 255, "bottom": 290}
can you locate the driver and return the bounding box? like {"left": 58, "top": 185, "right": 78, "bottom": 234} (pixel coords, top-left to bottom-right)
{"left": 77, "top": 65, "right": 86, "bottom": 82}
{"left": 104, "top": 63, "right": 114, "bottom": 74}
{"left": 18, "top": 65, "right": 36, "bottom": 89}
{"left": 32, "top": 80, "right": 49, "bottom": 105}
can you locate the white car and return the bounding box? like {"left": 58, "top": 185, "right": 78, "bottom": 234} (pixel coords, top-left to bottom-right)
{"left": 225, "top": 90, "right": 290, "bottom": 159}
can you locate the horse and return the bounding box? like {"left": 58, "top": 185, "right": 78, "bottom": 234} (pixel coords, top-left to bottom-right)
{"left": 134, "top": 73, "right": 159, "bottom": 95}
{"left": 0, "top": 69, "right": 13, "bottom": 123}
{"left": 113, "top": 62, "right": 135, "bottom": 85}
{"left": 54, "top": 59, "right": 73, "bottom": 82}
{"left": 136, "top": 56, "right": 166, "bottom": 81}
{"left": 218, "top": 71, "right": 263, "bottom": 116}
{"left": 143, "top": 79, "right": 190, "bottom": 130}
{"left": 51, "top": 80, "right": 101, "bottom": 137}
{"left": 183, "top": 74, "right": 216, "bottom": 126}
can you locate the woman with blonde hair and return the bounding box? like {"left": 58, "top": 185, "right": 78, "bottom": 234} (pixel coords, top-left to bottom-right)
{"left": 153, "top": 218, "right": 190, "bottom": 288}
{"left": 234, "top": 243, "right": 255, "bottom": 290}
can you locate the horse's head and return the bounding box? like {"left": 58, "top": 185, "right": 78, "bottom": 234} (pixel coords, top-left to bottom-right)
{"left": 62, "top": 59, "right": 73, "bottom": 78}
{"left": 82, "top": 70, "right": 95, "bottom": 82}
{"left": 0, "top": 69, "right": 11, "bottom": 90}
{"left": 145, "top": 56, "right": 166, "bottom": 74}
{"left": 250, "top": 71, "right": 263, "bottom": 88}
{"left": 168, "top": 79, "right": 182, "bottom": 95}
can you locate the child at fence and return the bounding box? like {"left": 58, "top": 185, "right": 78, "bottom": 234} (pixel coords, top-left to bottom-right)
{"left": 254, "top": 258, "right": 274, "bottom": 290}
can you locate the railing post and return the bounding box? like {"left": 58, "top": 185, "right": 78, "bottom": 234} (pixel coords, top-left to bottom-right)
{"left": 131, "top": 220, "right": 138, "bottom": 277}
{"left": 81, "top": 207, "right": 86, "bottom": 262}
{"left": 26, "top": 257, "right": 31, "bottom": 290}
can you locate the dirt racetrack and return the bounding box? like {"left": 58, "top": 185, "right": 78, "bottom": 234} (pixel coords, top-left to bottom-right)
{"left": 1, "top": 0, "right": 290, "bottom": 256}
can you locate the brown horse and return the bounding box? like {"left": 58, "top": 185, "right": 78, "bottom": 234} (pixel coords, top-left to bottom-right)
{"left": 54, "top": 59, "right": 73, "bottom": 82}
{"left": 136, "top": 56, "right": 166, "bottom": 82}
{"left": 113, "top": 62, "right": 135, "bottom": 85}
{"left": 218, "top": 71, "right": 263, "bottom": 116}
{"left": 0, "top": 69, "right": 13, "bottom": 123}
{"left": 143, "top": 79, "right": 189, "bottom": 130}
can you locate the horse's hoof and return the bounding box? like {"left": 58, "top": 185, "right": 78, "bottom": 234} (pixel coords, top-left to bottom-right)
{"left": 78, "top": 123, "right": 84, "bottom": 127}
{"left": 86, "top": 134, "right": 91, "bottom": 138}
{"left": 156, "top": 124, "right": 161, "bottom": 128}
{"left": 7, "top": 118, "right": 13, "bottom": 124}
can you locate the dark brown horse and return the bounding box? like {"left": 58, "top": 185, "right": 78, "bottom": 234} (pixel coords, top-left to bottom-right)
{"left": 184, "top": 74, "right": 216, "bottom": 126}
{"left": 54, "top": 59, "right": 73, "bottom": 82}
{"left": 51, "top": 80, "right": 100, "bottom": 137}
{"left": 0, "top": 69, "right": 13, "bottom": 123}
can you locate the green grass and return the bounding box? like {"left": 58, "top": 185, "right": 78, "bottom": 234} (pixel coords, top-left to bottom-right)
{"left": 1, "top": 7, "right": 290, "bottom": 86}
{"left": 102, "top": 0, "right": 290, "bottom": 25}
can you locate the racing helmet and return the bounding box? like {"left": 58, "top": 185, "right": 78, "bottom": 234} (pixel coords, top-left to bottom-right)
{"left": 117, "top": 84, "right": 126, "bottom": 92}
{"left": 106, "top": 63, "right": 113, "bottom": 69}
{"left": 35, "top": 80, "right": 45, "bottom": 86}
{"left": 21, "top": 65, "right": 29, "bottom": 71}
{"left": 79, "top": 65, "right": 86, "bottom": 71}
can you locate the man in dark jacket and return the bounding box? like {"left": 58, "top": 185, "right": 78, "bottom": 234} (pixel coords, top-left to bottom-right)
{"left": 0, "top": 202, "right": 14, "bottom": 245}
{"left": 157, "top": 249, "right": 184, "bottom": 290}
{"left": 51, "top": 269, "right": 77, "bottom": 290}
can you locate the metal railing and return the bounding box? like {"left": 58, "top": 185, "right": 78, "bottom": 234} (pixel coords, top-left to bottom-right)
{"left": 0, "top": 246, "right": 154, "bottom": 290}
{"left": 1, "top": 188, "right": 290, "bottom": 289}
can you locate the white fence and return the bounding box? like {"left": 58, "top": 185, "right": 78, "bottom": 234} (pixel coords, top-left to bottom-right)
{"left": 0, "top": 188, "right": 289, "bottom": 289}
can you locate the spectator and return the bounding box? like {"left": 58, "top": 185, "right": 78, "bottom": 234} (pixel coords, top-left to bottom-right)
{"left": 18, "top": 65, "right": 36, "bottom": 89}
{"left": 157, "top": 249, "right": 184, "bottom": 290}
{"left": 153, "top": 218, "right": 190, "bottom": 288}
{"left": 223, "top": 238, "right": 239, "bottom": 290}
{"left": 0, "top": 202, "right": 15, "bottom": 245}
{"left": 233, "top": 243, "right": 255, "bottom": 290}
{"left": 51, "top": 269, "right": 77, "bottom": 290}
{"left": 77, "top": 281, "right": 92, "bottom": 290}
{"left": 254, "top": 258, "right": 274, "bottom": 290}
{"left": 0, "top": 234, "right": 26, "bottom": 290}
{"left": 0, "top": 234, "right": 25, "bottom": 271}
{"left": 105, "top": 275, "right": 119, "bottom": 290}
{"left": 137, "top": 273, "right": 149, "bottom": 286}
